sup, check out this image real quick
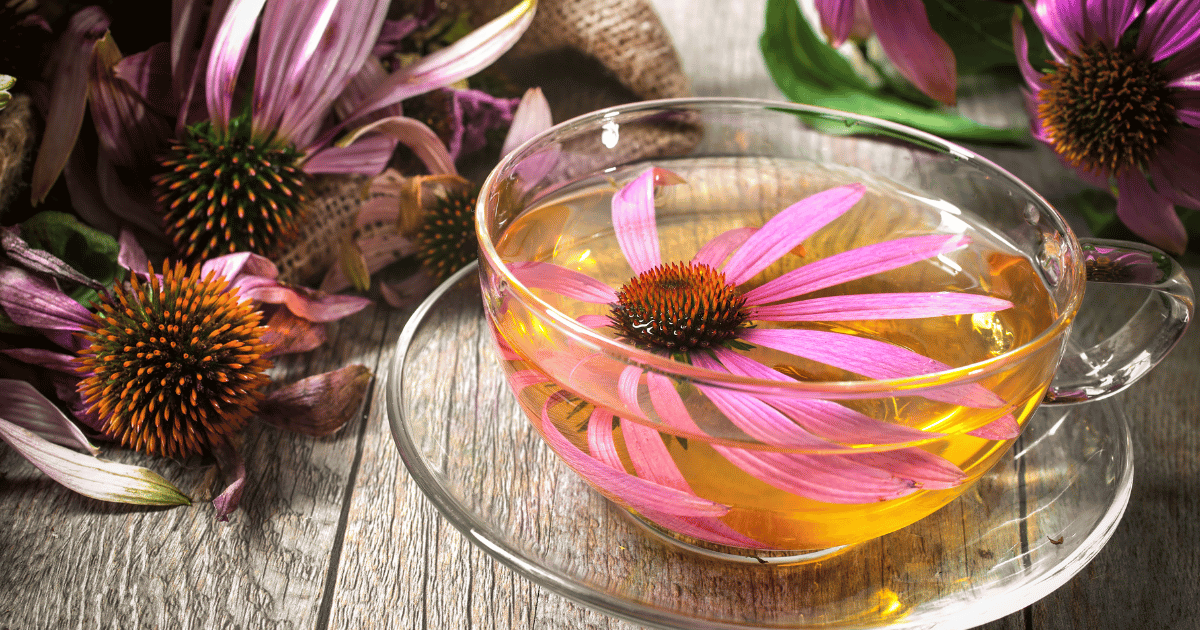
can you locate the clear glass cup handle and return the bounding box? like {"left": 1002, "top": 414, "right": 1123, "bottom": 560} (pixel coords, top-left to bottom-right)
{"left": 1044, "top": 238, "right": 1195, "bottom": 405}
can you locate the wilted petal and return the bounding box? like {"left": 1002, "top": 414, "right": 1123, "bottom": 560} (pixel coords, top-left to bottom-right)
{"left": 967, "top": 414, "right": 1021, "bottom": 439}
{"left": 345, "top": 0, "right": 536, "bottom": 125}
{"left": 742, "top": 328, "right": 1006, "bottom": 408}
{"left": 332, "top": 55, "right": 401, "bottom": 123}
{"left": 1115, "top": 170, "right": 1187, "bottom": 255}
{"left": 117, "top": 228, "right": 150, "bottom": 274}
{"left": 258, "top": 307, "right": 327, "bottom": 357}
{"left": 752, "top": 292, "right": 1012, "bottom": 321}
{"left": 321, "top": 231, "right": 417, "bottom": 294}
{"left": 95, "top": 152, "right": 166, "bottom": 237}
{"left": 0, "top": 416, "right": 190, "bottom": 506}
{"left": 0, "top": 227, "right": 105, "bottom": 291}
{"left": 539, "top": 392, "right": 730, "bottom": 517}
{"left": 692, "top": 227, "right": 756, "bottom": 269}
{"left": 502, "top": 87, "right": 553, "bottom": 156}
{"left": 114, "top": 42, "right": 175, "bottom": 117}
{"left": 0, "top": 266, "right": 95, "bottom": 339}
{"left": 258, "top": 365, "right": 372, "bottom": 436}
{"left": 0, "top": 379, "right": 97, "bottom": 454}
{"left": 379, "top": 270, "right": 439, "bottom": 308}
{"left": 744, "top": 234, "right": 968, "bottom": 306}
{"left": 304, "top": 133, "right": 399, "bottom": 175}
{"left": 237, "top": 280, "right": 372, "bottom": 322}
{"left": 211, "top": 436, "right": 245, "bottom": 520}
{"left": 814, "top": 0, "right": 857, "bottom": 45}
{"left": 508, "top": 261, "right": 618, "bottom": 303}
{"left": 1, "top": 348, "right": 82, "bottom": 374}
{"left": 723, "top": 184, "right": 866, "bottom": 286}
{"left": 30, "top": 7, "right": 110, "bottom": 204}
{"left": 334, "top": 116, "right": 454, "bottom": 175}
{"left": 864, "top": 0, "right": 957, "bottom": 105}
{"left": 201, "top": 250, "right": 279, "bottom": 282}
{"left": 206, "top": 0, "right": 268, "bottom": 132}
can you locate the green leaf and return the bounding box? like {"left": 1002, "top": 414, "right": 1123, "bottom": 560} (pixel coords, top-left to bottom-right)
{"left": 19, "top": 211, "right": 121, "bottom": 309}
{"left": 759, "top": 0, "right": 1030, "bottom": 145}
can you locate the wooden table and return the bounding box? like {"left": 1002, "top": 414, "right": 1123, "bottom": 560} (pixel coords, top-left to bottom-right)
{"left": 2, "top": 2, "right": 1197, "bottom": 628}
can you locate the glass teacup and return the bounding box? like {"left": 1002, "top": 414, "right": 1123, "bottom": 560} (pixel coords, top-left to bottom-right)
{"left": 475, "top": 98, "right": 1193, "bottom": 556}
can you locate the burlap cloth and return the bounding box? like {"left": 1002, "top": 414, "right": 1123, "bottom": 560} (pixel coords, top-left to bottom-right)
{"left": 0, "top": 94, "right": 35, "bottom": 217}
{"left": 274, "top": 0, "right": 696, "bottom": 286}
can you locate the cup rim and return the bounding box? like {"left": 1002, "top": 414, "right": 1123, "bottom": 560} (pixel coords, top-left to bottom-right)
{"left": 476, "top": 96, "right": 1084, "bottom": 396}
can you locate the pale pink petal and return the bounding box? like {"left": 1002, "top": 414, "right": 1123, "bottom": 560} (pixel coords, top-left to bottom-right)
{"left": 332, "top": 56, "right": 401, "bottom": 123}
{"left": 502, "top": 87, "right": 553, "bottom": 156}
{"left": 0, "top": 266, "right": 95, "bottom": 337}
{"left": 843, "top": 448, "right": 965, "bottom": 489}
{"left": 508, "top": 261, "right": 618, "bottom": 303}
{"left": 1115, "top": 170, "right": 1187, "bottom": 255}
{"left": 303, "top": 133, "right": 399, "bottom": 175}
{"left": 206, "top": 0, "right": 268, "bottom": 131}
{"left": 117, "top": 229, "right": 150, "bottom": 274}
{"left": 258, "top": 0, "right": 389, "bottom": 143}
{"left": 612, "top": 168, "right": 666, "bottom": 274}
{"left": 742, "top": 328, "right": 1006, "bottom": 408}
{"left": 30, "top": 7, "right": 109, "bottom": 204}
{"left": 1137, "top": 0, "right": 1200, "bottom": 62}
{"left": 576, "top": 314, "right": 611, "bottom": 327}
{"left": 508, "top": 369, "right": 550, "bottom": 392}
{"left": 744, "top": 234, "right": 967, "bottom": 306}
{"left": 343, "top": 0, "right": 535, "bottom": 126}
{"left": 201, "top": 251, "right": 279, "bottom": 282}
{"left": 238, "top": 281, "right": 372, "bottom": 322}
{"left": 712, "top": 348, "right": 942, "bottom": 445}
{"left": 539, "top": 393, "right": 731, "bottom": 517}
{"left": 617, "top": 365, "right": 645, "bottom": 418}
{"left": 711, "top": 445, "right": 918, "bottom": 503}
{"left": 691, "top": 227, "right": 756, "bottom": 269}
{"left": 331, "top": 115, "right": 455, "bottom": 176}
{"left": 864, "top": 0, "right": 957, "bottom": 105}
{"left": 751, "top": 292, "right": 1012, "bottom": 321}
{"left": 645, "top": 371, "right": 706, "bottom": 435}
{"left": 723, "top": 184, "right": 866, "bottom": 286}
{"left": 0, "top": 378, "right": 97, "bottom": 454}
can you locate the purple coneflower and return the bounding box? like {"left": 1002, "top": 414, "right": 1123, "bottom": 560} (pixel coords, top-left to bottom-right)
{"left": 1015, "top": 0, "right": 1200, "bottom": 254}
{"left": 0, "top": 228, "right": 372, "bottom": 517}
{"left": 30, "top": 0, "right": 534, "bottom": 261}
{"left": 814, "top": 0, "right": 958, "bottom": 105}
{"left": 500, "top": 168, "right": 1018, "bottom": 547}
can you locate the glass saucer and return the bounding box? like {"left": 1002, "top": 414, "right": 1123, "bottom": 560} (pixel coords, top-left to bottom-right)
{"left": 386, "top": 262, "right": 1134, "bottom": 630}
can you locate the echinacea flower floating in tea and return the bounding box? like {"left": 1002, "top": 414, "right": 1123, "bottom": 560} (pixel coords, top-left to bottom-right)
{"left": 1015, "top": 0, "right": 1200, "bottom": 254}
{"left": 30, "top": 0, "right": 535, "bottom": 262}
{"left": 813, "top": 0, "right": 957, "bottom": 105}
{"left": 497, "top": 167, "right": 1023, "bottom": 550}
{"left": 0, "top": 228, "right": 371, "bottom": 517}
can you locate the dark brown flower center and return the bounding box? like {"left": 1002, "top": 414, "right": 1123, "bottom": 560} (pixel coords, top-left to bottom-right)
{"left": 609, "top": 262, "right": 748, "bottom": 352}
{"left": 75, "top": 261, "right": 273, "bottom": 458}
{"left": 1039, "top": 41, "right": 1176, "bottom": 176}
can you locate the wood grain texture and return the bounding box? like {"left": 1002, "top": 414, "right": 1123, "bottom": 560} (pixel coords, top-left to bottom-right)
{"left": 1, "top": 1, "right": 1197, "bottom": 629}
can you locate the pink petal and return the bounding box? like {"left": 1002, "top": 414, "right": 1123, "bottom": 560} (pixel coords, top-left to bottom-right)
{"left": 1, "top": 348, "right": 82, "bottom": 374}
{"left": 967, "top": 414, "right": 1021, "bottom": 440}
{"left": 502, "top": 87, "right": 553, "bottom": 156}
{"left": 113, "top": 42, "right": 175, "bottom": 118}
{"left": 612, "top": 168, "right": 667, "bottom": 274}
{"left": 201, "top": 251, "right": 279, "bottom": 282}
{"left": 1030, "top": 0, "right": 1088, "bottom": 54}
{"left": 618, "top": 366, "right": 644, "bottom": 417}
{"left": 206, "top": 0, "right": 268, "bottom": 132}
{"left": 1149, "top": 130, "right": 1200, "bottom": 207}
{"left": 538, "top": 393, "right": 731, "bottom": 518}
{"left": 864, "top": 0, "right": 957, "bottom": 105}
{"left": 646, "top": 371, "right": 706, "bottom": 435}
{"left": 586, "top": 408, "right": 624, "bottom": 470}
{"left": 239, "top": 281, "right": 372, "bottom": 322}
{"left": 508, "top": 261, "right": 618, "bottom": 303}
{"left": 690, "top": 354, "right": 837, "bottom": 449}
{"left": 691, "top": 227, "right": 756, "bottom": 269}
{"left": 256, "top": 0, "right": 389, "bottom": 143}
{"left": 723, "top": 184, "right": 866, "bottom": 286}
{"left": 712, "top": 348, "right": 942, "bottom": 445}
{"left": 744, "top": 234, "right": 967, "bottom": 306}
{"left": 332, "top": 56, "right": 401, "bottom": 123}
{"left": 258, "top": 364, "right": 372, "bottom": 435}
{"left": 576, "top": 314, "right": 611, "bottom": 327}
{"left": 303, "top": 133, "right": 399, "bottom": 175}
{"left": 844, "top": 448, "right": 965, "bottom": 489}
{"left": 320, "top": 231, "right": 417, "bottom": 294}
{"left": 742, "top": 328, "right": 1006, "bottom": 408}
{"left": 751, "top": 292, "right": 1012, "bottom": 321}
{"left": 1089, "top": 0, "right": 1144, "bottom": 49}
{"left": 331, "top": 115, "right": 454, "bottom": 176}
{"left": 814, "top": 0, "right": 858, "bottom": 46}
{"left": 1115, "top": 170, "right": 1187, "bottom": 255}
{"left": 1137, "top": 0, "right": 1200, "bottom": 62}
{"left": 1012, "top": 10, "right": 1049, "bottom": 92}
{"left": 508, "top": 369, "right": 550, "bottom": 393}
{"left": 0, "top": 378, "right": 97, "bottom": 454}
{"left": 258, "top": 307, "right": 327, "bottom": 357}
{"left": 342, "top": 0, "right": 535, "bottom": 126}
{"left": 170, "top": 0, "right": 206, "bottom": 105}
{"left": 711, "top": 445, "right": 918, "bottom": 503}
{"left": 117, "top": 229, "right": 150, "bottom": 274}
{"left": 30, "top": 7, "right": 109, "bottom": 204}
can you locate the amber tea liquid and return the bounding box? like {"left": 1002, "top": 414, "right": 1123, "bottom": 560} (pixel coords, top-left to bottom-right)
{"left": 487, "top": 158, "right": 1062, "bottom": 551}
